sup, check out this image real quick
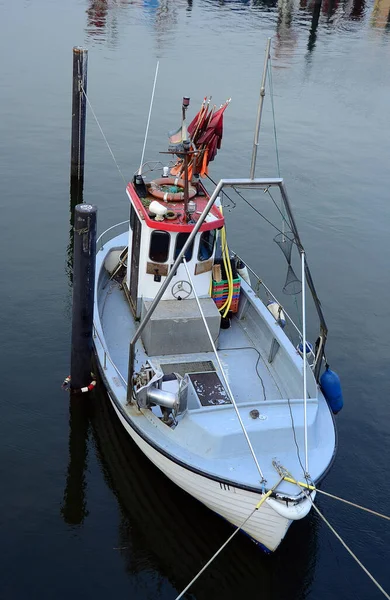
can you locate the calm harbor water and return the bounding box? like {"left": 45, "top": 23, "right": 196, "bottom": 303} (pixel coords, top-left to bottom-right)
{"left": 1, "top": 0, "right": 390, "bottom": 598}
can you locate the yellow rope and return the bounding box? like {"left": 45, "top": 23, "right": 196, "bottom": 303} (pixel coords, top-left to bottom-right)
{"left": 283, "top": 476, "right": 390, "bottom": 522}
{"left": 215, "top": 204, "right": 234, "bottom": 317}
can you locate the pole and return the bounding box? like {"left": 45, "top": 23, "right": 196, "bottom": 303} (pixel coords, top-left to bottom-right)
{"left": 71, "top": 204, "right": 97, "bottom": 391}
{"left": 183, "top": 149, "right": 189, "bottom": 221}
{"left": 301, "top": 250, "right": 309, "bottom": 475}
{"left": 71, "top": 46, "right": 88, "bottom": 181}
{"left": 138, "top": 61, "right": 160, "bottom": 176}
{"left": 250, "top": 38, "right": 271, "bottom": 180}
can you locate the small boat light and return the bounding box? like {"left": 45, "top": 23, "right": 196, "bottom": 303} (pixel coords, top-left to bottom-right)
{"left": 187, "top": 200, "right": 196, "bottom": 215}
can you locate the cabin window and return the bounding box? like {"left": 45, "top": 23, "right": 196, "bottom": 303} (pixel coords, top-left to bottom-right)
{"left": 129, "top": 203, "right": 136, "bottom": 230}
{"left": 198, "top": 229, "right": 216, "bottom": 261}
{"left": 174, "top": 233, "right": 194, "bottom": 262}
{"left": 149, "top": 230, "right": 170, "bottom": 263}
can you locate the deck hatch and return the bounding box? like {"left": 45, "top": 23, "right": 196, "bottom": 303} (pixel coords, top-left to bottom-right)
{"left": 189, "top": 372, "right": 231, "bottom": 407}
{"left": 161, "top": 360, "right": 215, "bottom": 377}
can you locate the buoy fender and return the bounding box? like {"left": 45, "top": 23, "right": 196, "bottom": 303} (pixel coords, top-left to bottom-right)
{"left": 267, "top": 301, "right": 286, "bottom": 328}
{"left": 266, "top": 492, "right": 315, "bottom": 520}
{"left": 320, "top": 367, "right": 344, "bottom": 414}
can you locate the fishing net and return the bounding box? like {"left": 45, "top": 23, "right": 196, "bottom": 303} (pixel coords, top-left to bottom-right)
{"left": 283, "top": 265, "right": 302, "bottom": 295}
{"left": 274, "top": 231, "right": 302, "bottom": 295}
{"left": 273, "top": 231, "right": 294, "bottom": 263}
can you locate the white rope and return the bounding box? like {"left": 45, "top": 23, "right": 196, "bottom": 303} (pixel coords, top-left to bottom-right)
{"left": 316, "top": 488, "right": 390, "bottom": 521}
{"left": 80, "top": 84, "right": 127, "bottom": 186}
{"left": 174, "top": 505, "right": 257, "bottom": 600}
{"left": 182, "top": 258, "right": 266, "bottom": 483}
{"left": 174, "top": 476, "right": 283, "bottom": 600}
{"left": 280, "top": 473, "right": 390, "bottom": 522}
{"left": 310, "top": 500, "right": 390, "bottom": 600}
{"left": 282, "top": 472, "right": 390, "bottom": 600}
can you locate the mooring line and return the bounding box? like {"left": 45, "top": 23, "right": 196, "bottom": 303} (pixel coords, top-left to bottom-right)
{"left": 174, "top": 479, "right": 282, "bottom": 600}
{"left": 283, "top": 473, "right": 390, "bottom": 600}
{"left": 80, "top": 83, "right": 127, "bottom": 186}
{"left": 281, "top": 475, "right": 390, "bottom": 522}
{"left": 310, "top": 500, "right": 390, "bottom": 600}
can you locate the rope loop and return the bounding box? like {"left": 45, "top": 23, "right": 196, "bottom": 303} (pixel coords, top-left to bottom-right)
{"left": 61, "top": 374, "right": 97, "bottom": 395}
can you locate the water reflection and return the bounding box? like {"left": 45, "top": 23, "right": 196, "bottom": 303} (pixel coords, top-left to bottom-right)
{"left": 87, "top": 380, "right": 319, "bottom": 598}
{"left": 84, "top": 0, "right": 387, "bottom": 65}
{"left": 371, "top": 0, "right": 390, "bottom": 27}
{"left": 85, "top": 0, "right": 130, "bottom": 46}
{"left": 61, "top": 395, "right": 91, "bottom": 525}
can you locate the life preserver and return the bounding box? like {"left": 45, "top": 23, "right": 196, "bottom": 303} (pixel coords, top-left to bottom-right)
{"left": 149, "top": 177, "right": 197, "bottom": 202}
{"left": 61, "top": 375, "right": 97, "bottom": 395}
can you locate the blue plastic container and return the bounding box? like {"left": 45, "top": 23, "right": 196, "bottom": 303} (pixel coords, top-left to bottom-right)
{"left": 320, "top": 366, "right": 344, "bottom": 414}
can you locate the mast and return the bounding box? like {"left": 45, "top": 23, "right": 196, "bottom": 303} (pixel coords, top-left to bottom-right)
{"left": 250, "top": 38, "right": 271, "bottom": 179}
{"left": 182, "top": 97, "right": 190, "bottom": 221}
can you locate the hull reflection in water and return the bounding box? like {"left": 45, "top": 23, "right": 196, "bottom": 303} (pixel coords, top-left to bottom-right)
{"left": 88, "top": 379, "right": 319, "bottom": 598}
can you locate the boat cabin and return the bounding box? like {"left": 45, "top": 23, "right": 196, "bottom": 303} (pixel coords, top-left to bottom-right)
{"left": 125, "top": 172, "right": 225, "bottom": 356}
{"left": 125, "top": 173, "right": 224, "bottom": 311}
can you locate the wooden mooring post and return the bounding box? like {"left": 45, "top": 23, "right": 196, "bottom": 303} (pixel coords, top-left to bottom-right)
{"left": 70, "top": 46, "right": 88, "bottom": 181}
{"left": 70, "top": 204, "right": 97, "bottom": 391}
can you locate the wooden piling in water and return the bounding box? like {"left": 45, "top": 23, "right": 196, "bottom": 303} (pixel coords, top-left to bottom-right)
{"left": 70, "top": 46, "right": 88, "bottom": 181}
{"left": 70, "top": 204, "right": 97, "bottom": 391}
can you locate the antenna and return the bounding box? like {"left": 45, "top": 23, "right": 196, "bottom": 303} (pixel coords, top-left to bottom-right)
{"left": 138, "top": 61, "right": 160, "bottom": 176}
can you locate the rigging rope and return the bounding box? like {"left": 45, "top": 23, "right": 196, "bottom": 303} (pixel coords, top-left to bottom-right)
{"left": 310, "top": 497, "right": 390, "bottom": 600}
{"left": 282, "top": 475, "right": 390, "bottom": 522}
{"left": 174, "top": 479, "right": 283, "bottom": 600}
{"left": 80, "top": 83, "right": 127, "bottom": 186}
{"left": 182, "top": 258, "right": 266, "bottom": 483}
{"left": 273, "top": 465, "right": 390, "bottom": 600}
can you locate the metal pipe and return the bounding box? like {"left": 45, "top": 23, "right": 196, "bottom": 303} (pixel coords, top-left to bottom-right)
{"left": 279, "top": 181, "right": 328, "bottom": 380}
{"left": 147, "top": 388, "right": 177, "bottom": 409}
{"left": 250, "top": 38, "right": 271, "bottom": 180}
{"left": 126, "top": 175, "right": 326, "bottom": 400}
{"left": 182, "top": 259, "right": 266, "bottom": 483}
{"left": 126, "top": 178, "right": 225, "bottom": 402}
{"left": 301, "top": 251, "right": 309, "bottom": 475}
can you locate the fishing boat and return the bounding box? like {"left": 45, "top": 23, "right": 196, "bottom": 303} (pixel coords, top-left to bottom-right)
{"left": 92, "top": 58, "right": 343, "bottom": 553}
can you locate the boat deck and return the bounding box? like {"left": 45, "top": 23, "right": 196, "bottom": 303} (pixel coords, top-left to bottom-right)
{"left": 101, "top": 278, "right": 284, "bottom": 404}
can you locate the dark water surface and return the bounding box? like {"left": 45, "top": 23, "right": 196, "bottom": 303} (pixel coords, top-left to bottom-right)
{"left": 1, "top": 0, "right": 390, "bottom": 598}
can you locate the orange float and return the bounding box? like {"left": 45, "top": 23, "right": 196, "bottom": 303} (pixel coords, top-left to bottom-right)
{"left": 149, "top": 177, "right": 197, "bottom": 202}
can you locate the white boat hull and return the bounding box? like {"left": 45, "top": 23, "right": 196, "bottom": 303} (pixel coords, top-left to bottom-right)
{"left": 108, "top": 393, "right": 293, "bottom": 552}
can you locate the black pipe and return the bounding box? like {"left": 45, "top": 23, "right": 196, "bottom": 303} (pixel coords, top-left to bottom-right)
{"left": 70, "top": 46, "right": 88, "bottom": 181}
{"left": 71, "top": 204, "right": 97, "bottom": 391}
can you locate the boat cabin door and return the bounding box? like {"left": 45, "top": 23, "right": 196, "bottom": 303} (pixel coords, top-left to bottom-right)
{"left": 129, "top": 205, "right": 141, "bottom": 315}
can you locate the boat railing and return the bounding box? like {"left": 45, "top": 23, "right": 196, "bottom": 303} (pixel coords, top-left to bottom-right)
{"left": 96, "top": 220, "right": 129, "bottom": 252}
{"left": 93, "top": 323, "right": 128, "bottom": 388}
{"left": 135, "top": 160, "right": 176, "bottom": 179}
{"left": 232, "top": 251, "right": 316, "bottom": 365}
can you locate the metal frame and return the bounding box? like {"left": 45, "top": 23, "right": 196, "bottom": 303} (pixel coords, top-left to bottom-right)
{"left": 126, "top": 178, "right": 327, "bottom": 403}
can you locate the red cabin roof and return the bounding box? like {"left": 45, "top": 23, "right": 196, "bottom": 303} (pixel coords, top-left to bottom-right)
{"left": 126, "top": 181, "right": 225, "bottom": 233}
